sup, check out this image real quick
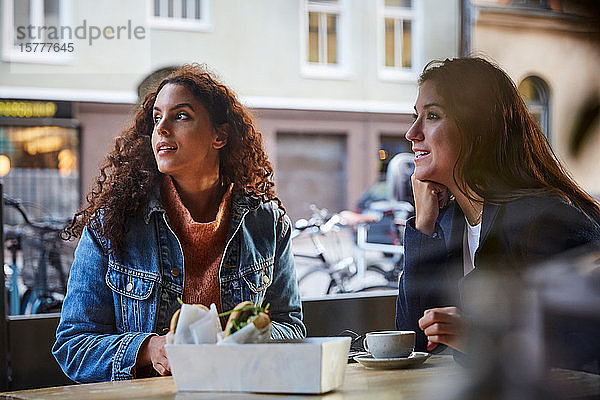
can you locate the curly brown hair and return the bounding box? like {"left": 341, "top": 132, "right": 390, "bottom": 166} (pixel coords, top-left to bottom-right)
{"left": 63, "top": 64, "right": 282, "bottom": 253}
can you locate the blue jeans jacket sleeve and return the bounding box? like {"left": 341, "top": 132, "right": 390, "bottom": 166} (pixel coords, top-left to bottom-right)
{"left": 268, "top": 212, "right": 306, "bottom": 339}
{"left": 52, "top": 226, "right": 154, "bottom": 383}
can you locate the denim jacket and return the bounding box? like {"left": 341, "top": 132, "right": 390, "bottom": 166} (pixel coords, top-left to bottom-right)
{"left": 53, "top": 190, "right": 306, "bottom": 383}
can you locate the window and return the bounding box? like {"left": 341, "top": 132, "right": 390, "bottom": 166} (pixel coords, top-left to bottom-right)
{"left": 148, "top": 0, "right": 211, "bottom": 31}
{"left": 0, "top": 118, "right": 79, "bottom": 315}
{"left": 0, "top": 124, "right": 80, "bottom": 223}
{"left": 511, "top": 0, "right": 551, "bottom": 9}
{"left": 378, "top": 0, "right": 417, "bottom": 81}
{"left": 518, "top": 76, "right": 551, "bottom": 140}
{"left": 301, "top": 0, "right": 350, "bottom": 79}
{"left": 307, "top": 0, "right": 339, "bottom": 65}
{"left": 2, "top": 0, "right": 73, "bottom": 63}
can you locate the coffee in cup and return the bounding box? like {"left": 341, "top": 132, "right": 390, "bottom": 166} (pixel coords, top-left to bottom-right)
{"left": 363, "top": 330, "right": 415, "bottom": 358}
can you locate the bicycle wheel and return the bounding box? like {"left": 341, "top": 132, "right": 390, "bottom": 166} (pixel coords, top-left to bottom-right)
{"left": 355, "top": 284, "right": 398, "bottom": 293}
{"left": 37, "top": 294, "right": 63, "bottom": 313}
{"left": 297, "top": 264, "right": 328, "bottom": 285}
{"left": 366, "top": 263, "right": 398, "bottom": 284}
{"left": 326, "top": 278, "right": 346, "bottom": 295}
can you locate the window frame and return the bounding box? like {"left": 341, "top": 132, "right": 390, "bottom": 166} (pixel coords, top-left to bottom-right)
{"left": 147, "top": 0, "right": 212, "bottom": 32}
{"left": 511, "top": 0, "right": 551, "bottom": 9}
{"left": 2, "top": 0, "right": 74, "bottom": 64}
{"left": 518, "top": 75, "right": 551, "bottom": 142}
{"left": 377, "top": 0, "right": 420, "bottom": 82}
{"left": 300, "top": 0, "right": 352, "bottom": 80}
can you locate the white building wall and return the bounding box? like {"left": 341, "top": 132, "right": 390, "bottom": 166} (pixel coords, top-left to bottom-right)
{"left": 1, "top": 0, "right": 461, "bottom": 213}
{"left": 2, "top": 0, "right": 460, "bottom": 106}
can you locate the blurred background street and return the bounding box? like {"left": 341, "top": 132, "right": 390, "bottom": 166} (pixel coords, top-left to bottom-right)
{"left": 292, "top": 221, "right": 398, "bottom": 298}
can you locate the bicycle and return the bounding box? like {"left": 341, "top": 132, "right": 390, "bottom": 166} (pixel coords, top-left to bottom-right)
{"left": 351, "top": 200, "right": 414, "bottom": 289}
{"left": 4, "top": 224, "right": 24, "bottom": 315}
{"left": 292, "top": 205, "right": 400, "bottom": 295}
{"left": 3, "top": 195, "right": 73, "bottom": 314}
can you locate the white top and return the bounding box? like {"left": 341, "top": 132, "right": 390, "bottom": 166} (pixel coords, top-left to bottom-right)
{"left": 463, "top": 217, "right": 481, "bottom": 276}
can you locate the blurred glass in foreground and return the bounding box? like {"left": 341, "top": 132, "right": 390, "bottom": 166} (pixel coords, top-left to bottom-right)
{"left": 425, "top": 244, "right": 600, "bottom": 400}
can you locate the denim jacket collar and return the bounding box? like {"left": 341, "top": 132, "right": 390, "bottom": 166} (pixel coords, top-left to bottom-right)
{"left": 143, "top": 180, "right": 261, "bottom": 225}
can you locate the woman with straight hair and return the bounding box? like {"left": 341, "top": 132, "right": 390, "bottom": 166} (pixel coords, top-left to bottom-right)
{"left": 53, "top": 64, "right": 305, "bottom": 383}
{"left": 396, "top": 57, "right": 600, "bottom": 357}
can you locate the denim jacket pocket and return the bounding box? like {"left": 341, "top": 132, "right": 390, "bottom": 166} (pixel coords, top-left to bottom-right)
{"left": 242, "top": 258, "right": 274, "bottom": 292}
{"left": 105, "top": 262, "right": 160, "bottom": 332}
{"left": 240, "top": 257, "right": 274, "bottom": 305}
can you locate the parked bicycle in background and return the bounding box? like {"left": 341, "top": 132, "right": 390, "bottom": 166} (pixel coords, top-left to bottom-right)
{"left": 355, "top": 152, "right": 415, "bottom": 249}
{"left": 292, "top": 205, "right": 407, "bottom": 296}
{"left": 292, "top": 152, "right": 415, "bottom": 297}
{"left": 3, "top": 195, "right": 74, "bottom": 315}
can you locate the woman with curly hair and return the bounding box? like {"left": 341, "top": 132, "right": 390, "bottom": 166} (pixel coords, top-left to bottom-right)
{"left": 53, "top": 64, "right": 306, "bottom": 383}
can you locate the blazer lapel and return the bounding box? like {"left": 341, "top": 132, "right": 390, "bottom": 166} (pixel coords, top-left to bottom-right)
{"left": 438, "top": 202, "right": 464, "bottom": 247}
{"left": 442, "top": 202, "right": 466, "bottom": 293}
{"left": 448, "top": 201, "right": 466, "bottom": 261}
{"left": 479, "top": 203, "right": 500, "bottom": 248}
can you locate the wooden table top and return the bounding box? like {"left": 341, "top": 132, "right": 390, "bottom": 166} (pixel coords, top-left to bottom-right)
{"left": 2, "top": 356, "right": 598, "bottom": 400}
{"left": 0, "top": 356, "right": 463, "bottom": 400}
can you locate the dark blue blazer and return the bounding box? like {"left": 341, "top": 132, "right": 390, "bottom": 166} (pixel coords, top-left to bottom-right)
{"left": 396, "top": 195, "right": 600, "bottom": 353}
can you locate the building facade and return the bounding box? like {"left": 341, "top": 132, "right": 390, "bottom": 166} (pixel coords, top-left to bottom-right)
{"left": 470, "top": 0, "right": 600, "bottom": 196}
{"left": 0, "top": 0, "right": 460, "bottom": 221}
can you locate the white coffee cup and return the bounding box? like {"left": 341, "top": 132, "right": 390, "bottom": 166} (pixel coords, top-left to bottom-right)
{"left": 363, "top": 330, "right": 415, "bottom": 359}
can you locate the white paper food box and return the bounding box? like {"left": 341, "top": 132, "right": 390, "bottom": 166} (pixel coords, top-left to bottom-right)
{"left": 165, "top": 337, "right": 351, "bottom": 394}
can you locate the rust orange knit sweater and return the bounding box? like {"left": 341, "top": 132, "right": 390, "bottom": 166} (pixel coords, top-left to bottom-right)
{"left": 161, "top": 176, "right": 232, "bottom": 313}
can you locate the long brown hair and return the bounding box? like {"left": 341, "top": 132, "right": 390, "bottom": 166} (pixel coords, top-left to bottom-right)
{"left": 420, "top": 57, "right": 600, "bottom": 221}
{"left": 63, "top": 64, "right": 282, "bottom": 253}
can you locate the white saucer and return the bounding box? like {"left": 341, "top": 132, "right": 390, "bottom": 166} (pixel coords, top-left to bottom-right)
{"left": 354, "top": 352, "right": 430, "bottom": 369}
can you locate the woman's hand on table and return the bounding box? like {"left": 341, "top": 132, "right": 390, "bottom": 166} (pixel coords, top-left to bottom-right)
{"left": 418, "top": 307, "right": 466, "bottom": 353}
{"left": 411, "top": 175, "right": 450, "bottom": 236}
{"left": 136, "top": 335, "right": 171, "bottom": 376}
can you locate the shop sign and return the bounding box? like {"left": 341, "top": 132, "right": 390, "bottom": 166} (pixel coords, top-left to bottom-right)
{"left": 0, "top": 100, "right": 73, "bottom": 119}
